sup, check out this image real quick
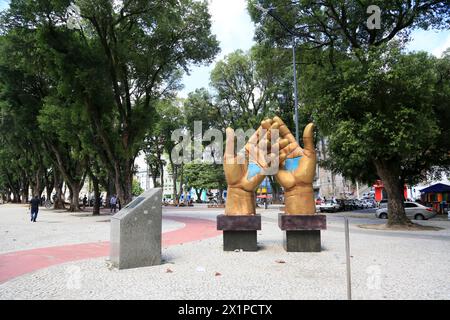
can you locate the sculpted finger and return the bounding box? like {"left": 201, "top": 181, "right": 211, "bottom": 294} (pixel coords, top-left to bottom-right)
{"left": 302, "top": 123, "right": 315, "bottom": 153}
{"left": 225, "top": 127, "right": 236, "bottom": 164}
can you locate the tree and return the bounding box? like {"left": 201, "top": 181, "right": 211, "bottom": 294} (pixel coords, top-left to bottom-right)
{"left": 183, "top": 162, "right": 226, "bottom": 202}
{"left": 150, "top": 99, "right": 185, "bottom": 203}
{"left": 38, "top": 100, "right": 88, "bottom": 212}
{"left": 211, "top": 48, "right": 279, "bottom": 129}
{"left": 249, "top": 0, "right": 450, "bottom": 226}
{"left": 0, "top": 32, "right": 49, "bottom": 203}
{"left": 249, "top": 1, "right": 450, "bottom": 53}
{"left": 183, "top": 88, "right": 221, "bottom": 132}
{"left": 3, "top": 0, "right": 219, "bottom": 205}
{"left": 302, "top": 45, "right": 450, "bottom": 226}
{"left": 132, "top": 179, "right": 144, "bottom": 197}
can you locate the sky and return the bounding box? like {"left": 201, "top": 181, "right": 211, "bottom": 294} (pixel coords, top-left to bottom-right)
{"left": 181, "top": 0, "right": 450, "bottom": 97}
{"left": 0, "top": 0, "right": 449, "bottom": 96}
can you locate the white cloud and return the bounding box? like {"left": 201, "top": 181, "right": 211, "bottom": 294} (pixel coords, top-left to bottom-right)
{"left": 208, "top": 0, "right": 255, "bottom": 58}
{"left": 180, "top": 0, "right": 256, "bottom": 97}
{"left": 432, "top": 34, "right": 450, "bottom": 57}
{"left": 407, "top": 29, "right": 450, "bottom": 57}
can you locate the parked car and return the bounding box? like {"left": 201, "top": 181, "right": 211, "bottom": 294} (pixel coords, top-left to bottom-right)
{"left": 342, "top": 199, "right": 354, "bottom": 211}
{"left": 365, "top": 199, "right": 377, "bottom": 208}
{"left": 360, "top": 199, "right": 374, "bottom": 209}
{"left": 375, "top": 202, "right": 437, "bottom": 220}
{"left": 377, "top": 199, "right": 388, "bottom": 208}
{"left": 335, "top": 199, "right": 346, "bottom": 211}
{"left": 319, "top": 200, "right": 341, "bottom": 213}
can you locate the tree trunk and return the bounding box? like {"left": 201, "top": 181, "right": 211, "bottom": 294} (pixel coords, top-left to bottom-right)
{"left": 171, "top": 161, "right": 178, "bottom": 205}
{"left": 195, "top": 188, "right": 203, "bottom": 203}
{"left": 46, "top": 184, "right": 53, "bottom": 201}
{"left": 44, "top": 169, "right": 54, "bottom": 201}
{"left": 13, "top": 192, "right": 20, "bottom": 203}
{"left": 92, "top": 174, "right": 100, "bottom": 216}
{"left": 33, "top": 168, "right": 43, "bottom": 199}
{"left": 151, "top": 174, "right": 157, "bottom": 188}
{"left": 269, "top": 176, "right": 280, "bottom": 204}
{"left": 374, "top": 159, "right": 412, "bottom": 226}
{"left": 68, "top": 183, "right": 81, "bottom": 212}
{"left": 103, "top": 176, "right": 112, "bottom": 209}
{"left": 53, "top": 170, "right": 65, "bottom": 209}
{"left": 106, "top": 190, "right": 111, "bottom": 209}
{"left": 160, "top": 163, "right": 164, "bottom": 190}
{"left": 177, "top": 165, "right": 184, "bottom": 205}
{"left": 124, "top": 164, "right": 133, "bottom": 203}
{"left": 20, "top": 188, "right": 28, "bottom": 204}
{"left": 114, "top": 160, "right": 133, "bottom": 207}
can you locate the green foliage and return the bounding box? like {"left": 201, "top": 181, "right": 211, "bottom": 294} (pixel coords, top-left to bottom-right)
{"left": 302, "top": 44, "right": 450, "bottom": 184}
{"left": 0, "top": 0, "right": 219, "bottom": 204}
{"left": 183, "top": 88, "right": 220, "bottom": 132}
{"left": 249, "top": 0, "right": 450, "bottom": 52}
{"left": 248, "top": 0, "right": 450, "bottom": 225}
{"left": 183, "top": 162, "right": 225, "bottom": 191}
{"left": 132, "top": 179, "right": 144, "bottom": 196}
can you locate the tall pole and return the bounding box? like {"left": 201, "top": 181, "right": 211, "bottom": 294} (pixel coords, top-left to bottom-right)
{"left": 292, "top": 37, "right": 299, "bottom": 142}
{"left": 344, "top": 217, "right": 352, "bottom": 300}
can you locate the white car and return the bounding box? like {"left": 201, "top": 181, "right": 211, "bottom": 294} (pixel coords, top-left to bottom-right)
{"left": 375, "top": 202, "right": 437, "bottom": 220}
{"left": 319, "top": 201, "right": 340, "bottom": 213}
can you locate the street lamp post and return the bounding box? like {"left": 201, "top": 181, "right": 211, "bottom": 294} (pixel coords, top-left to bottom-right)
{"left": 291, "top": 37, "right": 299, "bottom": 142}
{"left": 254, "top": 4, "right": 300, "bottom": 142}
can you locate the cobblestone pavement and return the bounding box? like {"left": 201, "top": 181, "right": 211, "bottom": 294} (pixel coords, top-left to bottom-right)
{"left": 0, "top": 203, "right": 449, "bottom": 299}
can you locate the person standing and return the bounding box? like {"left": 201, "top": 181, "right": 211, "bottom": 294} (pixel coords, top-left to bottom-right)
{"left": 29, "top": 195, "right": 40, "bottom": 222}
{"left": 82, "top": 195, "right": 87, "bottom": 210}
{"left": 110, "top": 195, "right": 117, "bottom": 213}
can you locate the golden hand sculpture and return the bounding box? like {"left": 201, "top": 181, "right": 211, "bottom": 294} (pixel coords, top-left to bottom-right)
{"left": 272, "top": 116, "right": 317, "bottom": 215}
{"left": 224, "top": 119, "right": 288, "bottom": 215}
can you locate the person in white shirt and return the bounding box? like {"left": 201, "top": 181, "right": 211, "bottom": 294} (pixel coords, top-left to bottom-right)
{"left": 110, "top": 195, "right": 118, "bottom": 213}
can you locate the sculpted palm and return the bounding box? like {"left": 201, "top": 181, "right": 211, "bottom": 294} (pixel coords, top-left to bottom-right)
{"left": 272, "top": 116, "right": 317, "bottom": 215}
{"left": 223, "top": 119, "right": 287, "bottom": 215}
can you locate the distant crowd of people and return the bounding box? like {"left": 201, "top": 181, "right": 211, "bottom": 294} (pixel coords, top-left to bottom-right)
{"left": 27, "top": 193, "right": 121, "bottom": 222}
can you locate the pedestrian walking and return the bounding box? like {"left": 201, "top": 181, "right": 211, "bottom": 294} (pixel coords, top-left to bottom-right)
{"left": 29, "top": 195, "right": 40, "bottom": 222}
{"left": 110, "top": 195, "right": 118, "bottom": 213}
{"left": 82, "top": 195, "right": 87, "bottom": 210}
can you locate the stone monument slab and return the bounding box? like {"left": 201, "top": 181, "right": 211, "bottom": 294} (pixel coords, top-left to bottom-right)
{"left": 110, "top": 188, "right": 162, "bottom": 269}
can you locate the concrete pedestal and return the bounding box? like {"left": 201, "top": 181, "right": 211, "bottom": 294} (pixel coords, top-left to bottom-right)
{"left": 278, "top": 213, "right": 326, "bottom": 252}
{"left": 223, "top": 230, "right": 258, "bottom": 251}
{"left": 217, "top": 214, "right": 261, "bottom": 251}
{"left": 110, "top": 189, "right": 162, "bottom": 269}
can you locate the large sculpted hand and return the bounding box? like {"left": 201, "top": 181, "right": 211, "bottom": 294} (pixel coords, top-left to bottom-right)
{"left": 272, "top": 116, "right": 317, "bottom": 215}
{"left": 224, "top": 119, "right": 288, "bottom": 215}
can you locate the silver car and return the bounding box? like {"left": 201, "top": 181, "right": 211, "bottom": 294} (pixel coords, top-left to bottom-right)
{"left": 375, "top": 202, "right": 437, "bottom": 220}
{"left": 319, "top": 200, "right": 341, "bottom": 213}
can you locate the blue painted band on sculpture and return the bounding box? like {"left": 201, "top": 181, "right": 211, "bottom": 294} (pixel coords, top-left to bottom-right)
{"left": 247, "top": 163, "right": 261, "bottom": 180}
{"left": 285, "top": 157, "right": 302, "bottom": 172}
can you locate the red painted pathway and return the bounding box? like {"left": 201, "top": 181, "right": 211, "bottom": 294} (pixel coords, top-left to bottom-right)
{"left": 0, "top": 215, "right": 221, "bottom": 284}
